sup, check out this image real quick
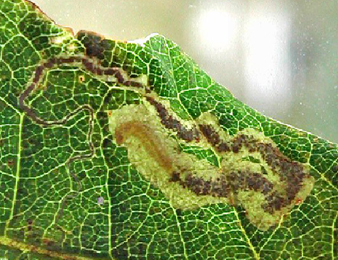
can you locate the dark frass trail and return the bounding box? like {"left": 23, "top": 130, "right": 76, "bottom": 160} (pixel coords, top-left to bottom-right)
{"left": 0, "top": 0, "right": 337, "bottom": 260}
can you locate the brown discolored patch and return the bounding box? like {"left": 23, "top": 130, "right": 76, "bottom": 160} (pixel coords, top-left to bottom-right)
{"left": 79, "top": 32, "right": 105, "bottom": 60}
{"left": 147, "top": 96, "right": 199, "bottom": 142}
{"left": 78, "top": 75, "right": 85, "bottom": 83}
{"left": 245, "top": 172, "right": 274, "bottom": 195}
{"left": 294, "top": 198, "right": 303, "bottom": 205}
{"left": 198, "top": 123, "right": 311, "bottom": 213}
{"left": 244, "top": 141, "right": 309, "bottom": 212}
{"left": 217, "top": 142, "right": 231, "bottom": 152}
{"left": 179, "top": 167, "right": 306, "bottom": 217}
{"left": 253, "top": 142, "right": 307, "bottom": 210}
{"left": 184, "top": 174, "right": 230, "bottom": 197}
{"left": 185, "top": 174, "right": 211, "bottom": 196}
{"left": 199, "top": 125, "right": 220, "bottom": 146}
{"left": 225, "top": 171, "right": 274, "bottom": 196}
{"left": 231, "top": 134, "right": 247, "bottom": 153}
{"left": 170, "top": 171, "right": 181, "bottom": 182}
{"left": 198, "top": 124, "right": 233, "bottom": 153}
{"left": 210, "top": 177, "right": 229, "bottom": 197}
{"left": 263, "top": 192, "right": 285, "bottom": 213}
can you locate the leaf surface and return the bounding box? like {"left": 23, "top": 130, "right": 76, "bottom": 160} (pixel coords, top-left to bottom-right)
{"left": 0, "top": 1, "right": 337, "bottom": 259}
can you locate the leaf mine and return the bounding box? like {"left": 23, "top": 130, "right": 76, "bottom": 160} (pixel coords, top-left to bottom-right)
{"left": 108, "top": 94, "right": 314, "bottom": 231}
{"left": 1, "top": 1, "right": 336, "bottom": 258}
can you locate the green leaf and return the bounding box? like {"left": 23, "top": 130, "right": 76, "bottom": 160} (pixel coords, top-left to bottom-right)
{"left": 0, "top": 0, "right": 337, "bottom": 259}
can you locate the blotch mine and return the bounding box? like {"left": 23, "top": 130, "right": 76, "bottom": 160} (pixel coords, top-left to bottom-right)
{"left": 107, "top": 101, "right": 314, "bottom": 231}
{"left": 108, "top": 103, "right": 230, "bottom": 211}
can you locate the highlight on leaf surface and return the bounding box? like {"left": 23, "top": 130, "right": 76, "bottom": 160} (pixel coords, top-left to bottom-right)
{"left": 0, "top": 0, "right": 337, "bottom": 259}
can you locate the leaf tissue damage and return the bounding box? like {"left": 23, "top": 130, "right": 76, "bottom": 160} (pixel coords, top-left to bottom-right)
{"left": 0, "top": 0, "right": 337, "bottom": 259}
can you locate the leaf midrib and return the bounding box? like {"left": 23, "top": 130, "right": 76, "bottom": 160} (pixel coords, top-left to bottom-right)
{"left": 0, "top": 236, "right": 112, "bottom": 260}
